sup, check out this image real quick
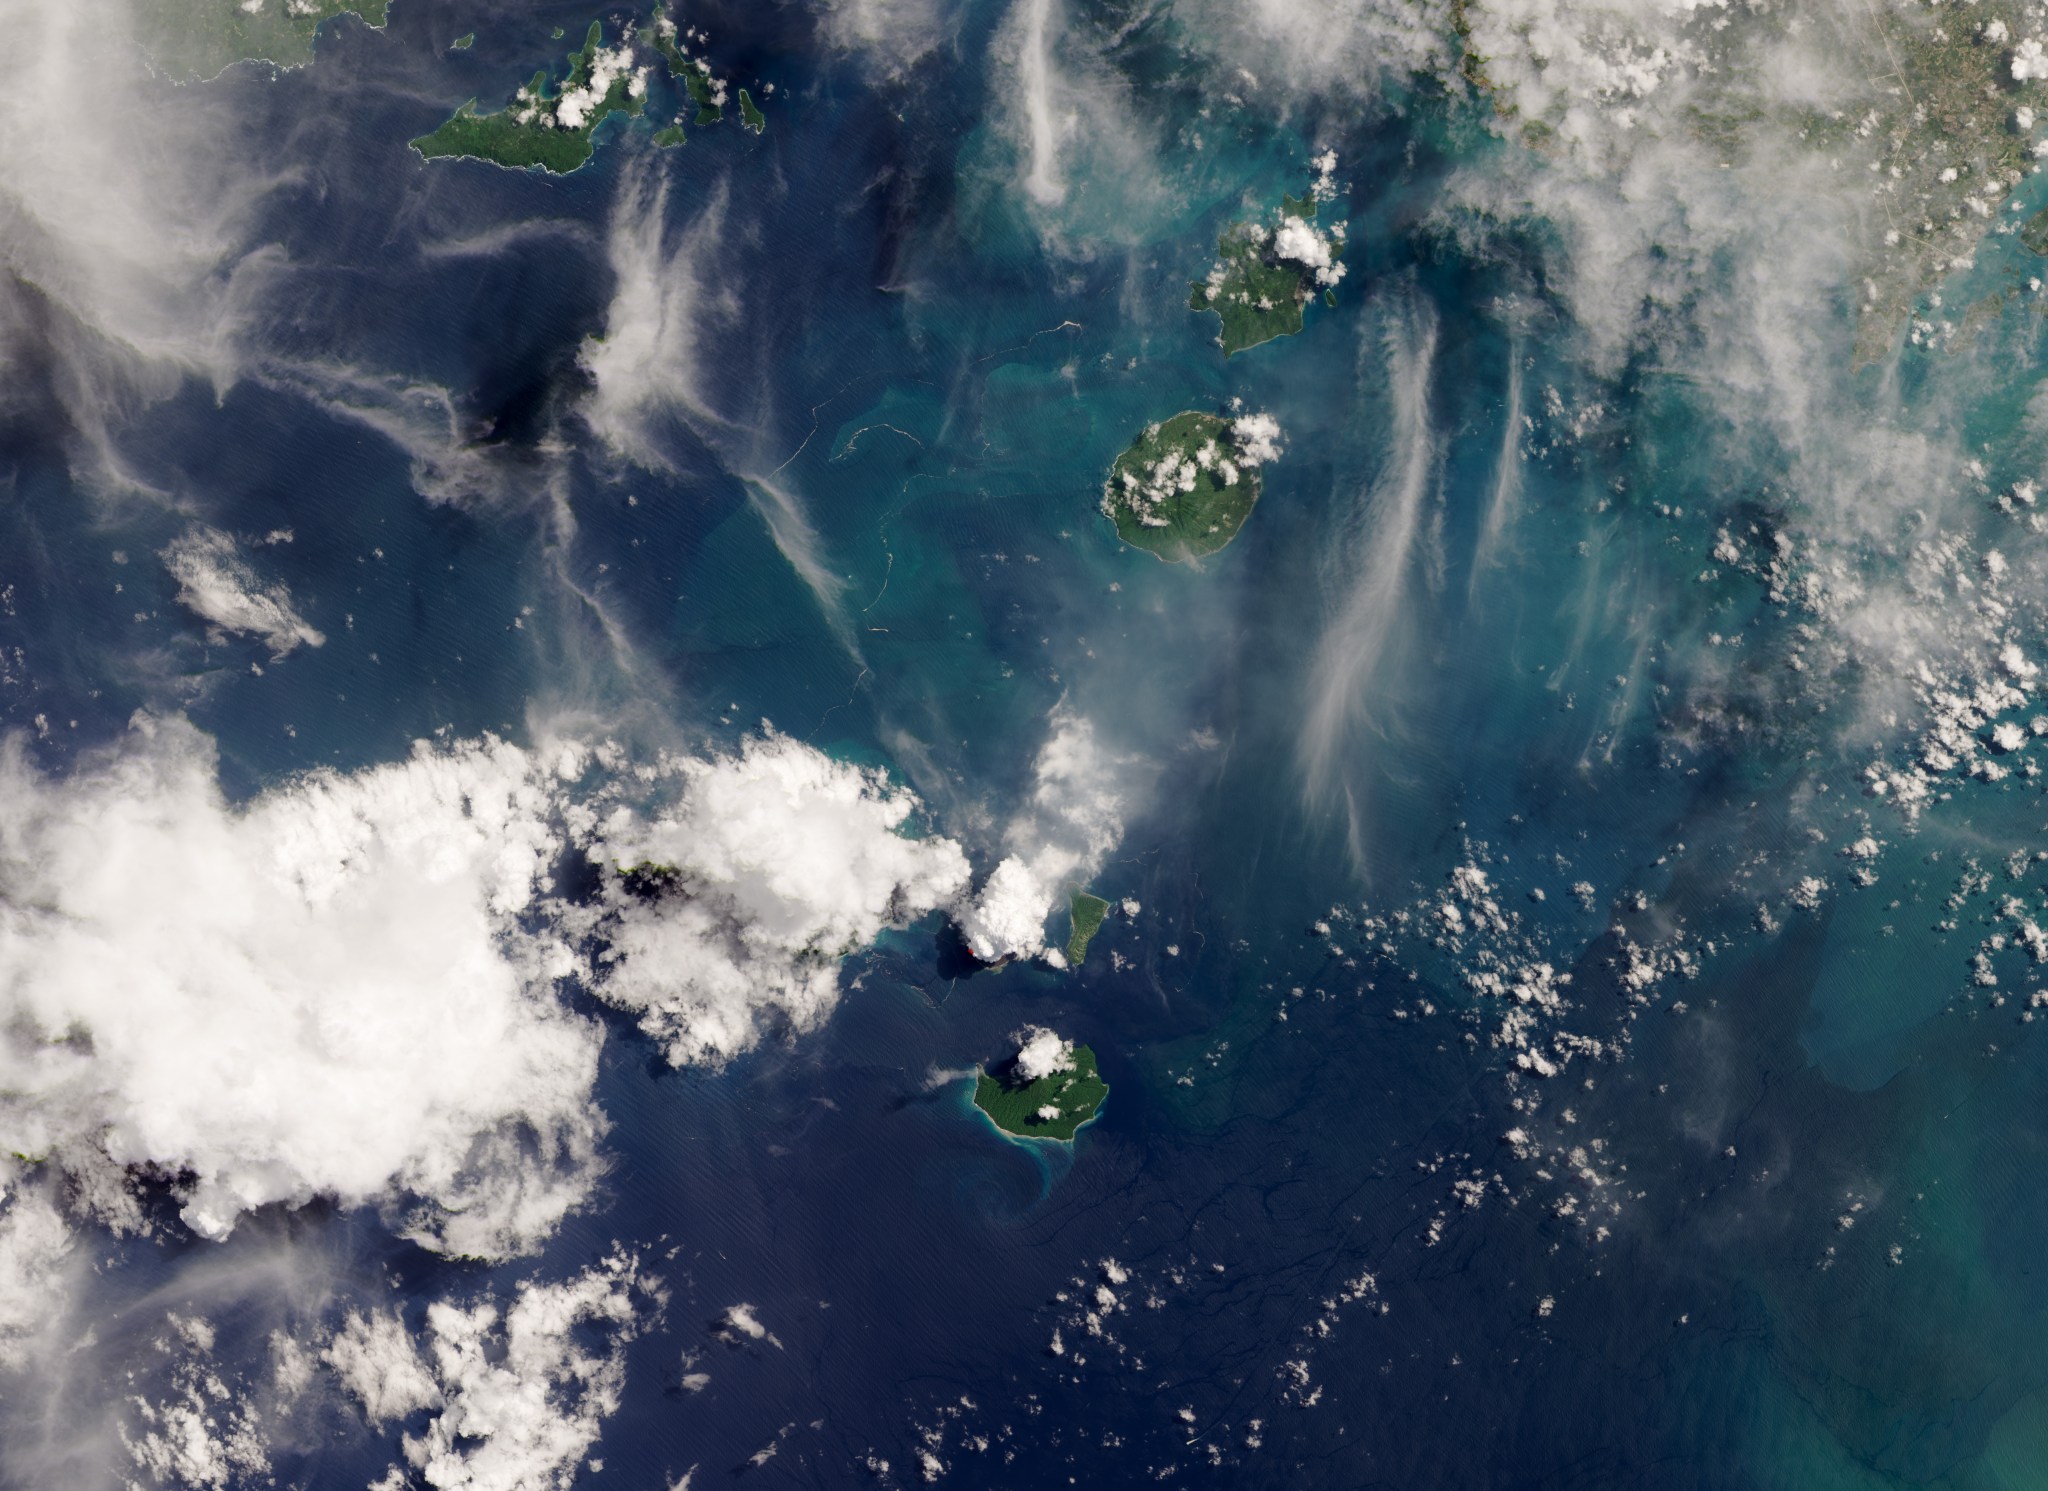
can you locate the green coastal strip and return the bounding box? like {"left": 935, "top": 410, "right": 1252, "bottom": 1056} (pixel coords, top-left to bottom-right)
{"left": 135, "top": 0, "right": 389, "bottom": 84}
{"left": 973, "top": 1046, "right": 1109, "bottom": 1142}
{"left": 1066, "top": 891, "right": 1109, "bottom": 965}
{"left": 412, "top": 20, "right": 643, "bottom": 175}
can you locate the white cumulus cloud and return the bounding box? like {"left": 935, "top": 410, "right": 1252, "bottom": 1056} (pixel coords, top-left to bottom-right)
{"left": 586, "top": 733, "right": 972, "bottom": 1066}
{"left": 337, "top": 1251, "right": 660, "bottom": 1491}
{"left": 1012, "top": 1026, "right": 1074, "bottom": 1082}
{"left": 324, "top": 1309, "right": 443, "bottom": 1426}
{"left": 0, "top": 714, "right": 604, "bottom": 1260}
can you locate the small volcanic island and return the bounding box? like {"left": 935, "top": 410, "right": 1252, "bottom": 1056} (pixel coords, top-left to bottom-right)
{"left": 973, "top": 1028, "right": 1108, "bottom": 1142}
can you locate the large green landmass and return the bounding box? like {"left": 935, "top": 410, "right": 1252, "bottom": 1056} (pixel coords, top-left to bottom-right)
{"left": 414, "top": 8, "right": 764, "bottom": 168}
{"left": 413, "top": 21, "right": 642, "bottom": 175}
{"left": 134, "top": 0, "right": 388, "bottom": 83}
{"left": 1101, "top": 412, "right": 1261, "bottom": 563}
{"left": 1452, "top": 0, "right": 2048, "bottom": 357}
{"left": 973, "top": 1046, "right": 1109, "bottom": 1142}
{"left": 1066, "top": 891, "right": 1109, "bottom": 965}
{"left": 1190, "top": 194, "right": 1324, "bottom": 357}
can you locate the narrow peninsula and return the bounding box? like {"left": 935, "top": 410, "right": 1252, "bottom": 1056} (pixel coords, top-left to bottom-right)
{"left": 1101, "top": 410, "right": 1283, "bottom": 563}
{"left": 974, "top": 1029, "right": 1108, "bottom": 1142}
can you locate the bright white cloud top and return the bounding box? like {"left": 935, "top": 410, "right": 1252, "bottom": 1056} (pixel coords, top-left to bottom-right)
{"left": 957, "top": 710, "right": 1130, "bottom": 963}
{"left": 0, "top": 715, "right": 601, "bottom": 1260}
{"left": 586, "top": 733, "right": 972, "bottom": 1066}
{"left": 329, "top": 1251, "right": 660, "bottom": 1491}
{"left": 1012, "top": 1026, "right": 1075, "bottom": 1082}
{"left": 0, "top": 711, "right": 978, "bottom": 1301}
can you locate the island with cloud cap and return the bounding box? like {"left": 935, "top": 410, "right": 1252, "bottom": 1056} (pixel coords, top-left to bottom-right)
{"left": 973, "top": 1027, "right": 1108, "bottom": 1142}
{"left": 1101, "top": 410, "right": 1283, "bottom": 563}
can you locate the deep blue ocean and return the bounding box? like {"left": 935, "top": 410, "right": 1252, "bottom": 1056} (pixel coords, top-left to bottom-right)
{"left": 12, "top": 0, "right": 2048, "bottom": 1487}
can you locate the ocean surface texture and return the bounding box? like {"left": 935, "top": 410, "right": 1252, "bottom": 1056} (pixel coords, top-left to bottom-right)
{"left": 3, "top": 0, "right": 2048, "bottom": 1487}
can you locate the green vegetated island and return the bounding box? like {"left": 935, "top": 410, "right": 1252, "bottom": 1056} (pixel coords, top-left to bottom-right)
{"left": 1096, "top": 160, "right": 1339, "bottom": 561}
{"left": 414, "top": 8, "right": 766, "bottom": 175}
{"left": 1100, "top": 410, "right": 1281, "bottom": 563}
{"left": 1067, "top": 890, "right": 1110, "bottom": 965}
{"left": 1190, "top": 161, "right": 1347, "bottom": 357}
{"left": 134, "top": 0, "right": 388, "bottom": 83}
{"left": 973, "top": 1045, "right": 1109, "bottom": 1142}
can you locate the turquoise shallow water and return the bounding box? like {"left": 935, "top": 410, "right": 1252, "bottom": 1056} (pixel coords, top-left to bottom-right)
{"left": 15, "top": 0, "right": 2048, "bottom": 1485}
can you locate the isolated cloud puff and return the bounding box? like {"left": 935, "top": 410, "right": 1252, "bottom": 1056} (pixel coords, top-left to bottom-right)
{"left": 1012, "top": 1026, "right": 1074, "bottom": 1082}
{"left": 587, "top": 733, "right": 972, "bottom": 1065}
{"left": 159, "top": 526, "right": 324, "bottom": 657}
{"left": 0, "top": 715, "right": 603, "bottom": 1259}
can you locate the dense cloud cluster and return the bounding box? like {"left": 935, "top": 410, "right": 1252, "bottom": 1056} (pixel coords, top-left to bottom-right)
{"left": 0, "top": 715, "right": 601, "bottom": 1261}
{"left": 327, "top": 1252, "right": 660, "bottom": 1491}
{"left": 584, "top": 733, "right": 973, "bottom": 1065}
{"left": 0, "top": 713, "right": 995, "bottom": 1308}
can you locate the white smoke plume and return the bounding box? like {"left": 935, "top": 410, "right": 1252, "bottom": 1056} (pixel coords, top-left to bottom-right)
{"left": 1300, "top": 300, "right": 1441, "bottom": 842}
{"left": 579, "top": 169, "right": 859, "bottom": 656}
{"left": 578, "top": 166, "right": 736, "bottom": 470}
{"left": 814, "top": 0, "right": 956, "bottom": 74}
{"left": 0, "top": 0, "right": 286, "bottom": 478}
{"left": 988, "top": 0, "right": 1172, "bottom": 252}
{"left": 957, "top": 710, "right": 1130, "bottom": 963}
